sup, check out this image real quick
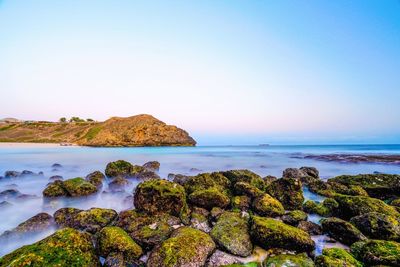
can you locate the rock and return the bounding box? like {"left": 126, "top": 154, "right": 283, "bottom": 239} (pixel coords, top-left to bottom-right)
{"left": 282, "top": 210, "right": 308, "bottom": 226}
{"left": 350, "top": 212, "right": 400, "bottom": 241}
{"left": 54, "top": 207, "right": 117, "bottom": 233}
{"left": 222, "top": 169, "right": 265, "bottom": 190}
{"left": 351, "top": 239, "right": 400, "bottom": 266}
{"left": 108, "top": 176, "right": 132, "bottom": 192}
{"left": 49, "top": 175, "right": 63, "bottom": 181}
{"left": 136, "top": 170, "right": 160, "bottom": 180}
{"left": 252, "top": 193, "right": 285, "bottom": 217}
{"left": 303, "top": 198, "right": 339, "bottom": 217}
{"left": 0, "top": 189, "right": 21, "bottom": 200}
{"left": 210, "top": 211, "right": 252, "bottom": 257}
{"left": 315, "top": 248, "right": 362, "bottom": 267}
{"left": 51, "top": 163, "right": 62, "bottom": 168}
{"left": 0, "top": 228, "right": 99, "bottom": 266}
{"left": 97, "top": 226, "right": 143, "bottom": 263}
{"left": 0, "top": 200, "right": 12, "bottom": 209}
{"left": 4, "top": 171, "right": 21, "bottom": 178}
{"left": 190, "top": 212, "right": 211, "bottom": 233}
{"left": 143, "top": 161, "right": 160, "bottom": 172}
{"left": 321, "top": 217, "right": 366, "bottom": 246}
{"left": 267, "top": 178, "right": 304, "bottom": 210}
{"left": 170, "top": 174, "right": 191, "bottom": 185}
{"left": 250, "top": 216, "right": 315, "bottom": 253}
{"left": 298, "top": 221, "right": 323, "bottom": 235}
{"left": 210, "top": 207, "right": 224, "bottom": 221}
{"left": 188, "top": 188, "right": 230, "bottom": 210}
{"left": 105, "top": 160, "right": 135, "bottom": 178}
{"left": 263, "top": 175, "right": 277, "bottom": 187}
{"left": 104, "top": 252, "right": 126, "bottom": 267}
{"left": 231, "top": 195, "right": 251, "bottom": 211}
{"left": 43, "top": 177, "right": 98, "bottom": 197}
{"left": 206, "top": 250, "right": 241, "bottom": 267}
{"left": 299, "top": 166, "right": 319, "bottom": 178}
{"left": 184, "top": 172, "right": 231, "bottom": 194}
{"left": 328, "top": 173, "right": 400, "bottom": 199}
{"left": 333, "top": 194, "right": 399, "bottom": 219}
{"left": 85, "top": 170, "right": 105, "bottom": 188}
{"left": 233, "top": 182, "right": 264, "bottom": 198}
{"left": 134, "top": 179, "right": 189, "bottom": 222}
{"left": 0, "top": 213, "right": 54, "bottom": 240}
{"left": 282, "top": 168, "right": 308, "bottom": 179}
{"left": 147, "top": 226, "right": 215, "bottom": 267}
{"left": 264, "top": 253, "right": 315, "bottom": 267}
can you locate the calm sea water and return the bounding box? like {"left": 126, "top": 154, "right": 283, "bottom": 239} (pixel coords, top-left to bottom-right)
{"left": 0, "top": 144, "right": 399, "bottom": 256}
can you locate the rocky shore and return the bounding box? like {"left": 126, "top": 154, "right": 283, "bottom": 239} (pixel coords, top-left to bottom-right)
{"left": 293, "top": 153, "right": 400, "bottom": 165}
{"left": 1, "top": 163, "right": 400, "bottom": 266}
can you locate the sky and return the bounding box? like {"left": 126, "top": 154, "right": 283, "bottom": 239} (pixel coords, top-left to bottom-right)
{"left": 1, "top": 1, "right": 400, "bottom": 145}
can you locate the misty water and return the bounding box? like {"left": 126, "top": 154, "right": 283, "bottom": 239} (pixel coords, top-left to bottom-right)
{"left": 1, "top": 144, "right": 400, "bottom": 257}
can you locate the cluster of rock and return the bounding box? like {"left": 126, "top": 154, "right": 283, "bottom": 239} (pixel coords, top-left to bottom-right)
{"left": 1, "top": 162, "right": 400, "bottom": 266}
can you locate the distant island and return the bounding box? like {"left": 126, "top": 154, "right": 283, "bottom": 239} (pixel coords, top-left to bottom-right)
{"left": 0, "top": 114, "right": 196, "bottom": 147}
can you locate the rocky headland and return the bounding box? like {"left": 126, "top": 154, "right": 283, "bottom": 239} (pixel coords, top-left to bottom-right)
{"left": 0, "top": 114, "right": 196, "bottom": 147}
{"left": 1, "top": 163, "right": 400, "bottom": 266}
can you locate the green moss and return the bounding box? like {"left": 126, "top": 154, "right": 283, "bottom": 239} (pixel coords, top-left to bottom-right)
{"left": 0, "top": 228, "right": 99, "bottom": 267}
{"left": 105, "top": 160, "right": 134, "bottom": 177}
{"left": 85, "top": 171, "right": 105, "bottom": 188}
{"left": 351, "top": 239, "right": 400, "bottom": 266}
{"left": 62, "top": 177, "right": 98, "bottom": 197}
{"left": 315, "top": 248, "right": 362, "bottom": 267}
{"left": 282, "top": 210, "right": 308, "bottom": 226}
{"left": 224, "top": 263, "right": 259, "bottom": 267}
{"left": 267, "top": 178, "right": 304, "bottom": 210}
{"left": 148, "top": 227, "right": 215, "bottom": 267}
{"left": 264, "top": 254, "right": 314, "bottom": 267}
{"left": 252, "top": 193, "right": 284, "bottom": 217}
{"left": 250, "top": 216, "right": 315, "bottom": 253}
{"left": 188, "top": 187, "right": 230, "bottom": 209}
{"left": 231, "top": 195, "right": 251, "bottom": 210}
{"left": 210, "top": 212, "right": 252, "bottom": 257}
{"left": 234, "top": 182, "right": 264, "bottom": 198}
{"left": 222, "top": 169, "right": 265, "bottom": 190}
{"left": 184, "top": 172, "right": 231, "bottom": 194}
{"left": 97, "top": 226, "right": 143, "bottom": 261}
{"left": 42, "top": 181, "right": 67, "bottom": 197}
{"left": 75, "top": 208, "right": 117, "bottom": 228}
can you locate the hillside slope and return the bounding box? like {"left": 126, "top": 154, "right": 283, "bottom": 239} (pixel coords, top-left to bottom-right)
{"left": 0, "top": 114, "right": 196, "bottom": 147}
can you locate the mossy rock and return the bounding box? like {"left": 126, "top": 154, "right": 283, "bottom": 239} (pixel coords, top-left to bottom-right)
{"left": 328, "top": 174, "right": 400, "bottom": 199}
{"left": 350, "top": 212, "right": 400, "bottom": 241}
{"left": 62, "top": 177, "right": 98, "bottom": 197}
{"left": 0, "top": 228, "right": 99, "bottom": 266}
{"left": 303, "top": 198, "right": 338, "bottom": 217}
{"left": 210, "top": 211, "right": 252, "bottom": 257}
{"left": 233, "top": 182, "right": 264, "bottom": 198}
{"left": 105, "top": 160, "right": 134, "bottom": 178}
{"left": 134, "top": 179, "right": 189, "bottom": 222}
{"left": 321, "top": 217, "right": 366, "bottom": 246}
{"left": 184, "top": 172, "right": 231, "bottom": 195}
{"left": 351, "top": 239, "right": 400, "bottom": 266}
{"left": 42, "top": 180, "right": 67, "bottom": 197}
{"left": 252, "top": 193, "right": 285, "bottom": 217}
{"left": 267, "top": 178, "right": 304, "bottom": 210}
{"left": 0, "top": 213, "right": 54, "bottom": 240}
{"left": 250, "top": 216, "right": 315, "bottom": 253}
{"left": 263, "top": 253, "right": 314, "bottom": 267}
{"left": 54, "top": 207, "right": 117, "bottom": 233}
{"left": 334, "top": 194, "right": 399, "bottom": 220}
{"left": 131, "top": 220, "right": 174, "bottom": 250}
{"left": 282, "top": 210, "right": 307, "bottom": 226}
{"left": 188, "top": 187, "right": 230, "bottom": 210}
{"left": 147, "top": 226, "right": 216, "bottom": 267}
{"left": 85, "top": 171, "right": 105, "bottom": 188}
{"left": 222, "top": 170, "right": 265, "bottom": 190}
{"left": 143, "top": 161, "right": 160, "bottom": 172}
{"left": 97, "top": 226, "right": 143, "bottom": 262}
{"left": 190, "top": 212, "right": 211, "bottom": 233}
{"left": 231, "top": 195, "right": 251, "bottom": 211}
{"left": 315, "top": 248, "right": 362, "bottom": 267}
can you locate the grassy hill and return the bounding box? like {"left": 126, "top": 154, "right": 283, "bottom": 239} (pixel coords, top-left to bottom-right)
{"left": 0, "top": 114, "right": 196, "bottom": 147}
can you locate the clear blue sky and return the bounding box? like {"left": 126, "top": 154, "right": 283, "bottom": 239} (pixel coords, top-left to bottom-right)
{"left": 1, "top": 1, "right": 399, "bottom": 145}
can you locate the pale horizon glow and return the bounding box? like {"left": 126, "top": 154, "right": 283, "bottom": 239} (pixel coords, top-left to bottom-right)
{"left": 1, "top": 1, "right": 400, "bottom": 145}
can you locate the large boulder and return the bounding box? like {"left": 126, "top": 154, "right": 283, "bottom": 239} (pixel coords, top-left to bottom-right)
{"left": 267, "top": 177, "right": 304, "bottom": 210}
{"left": 188, "top": 188, "right": 230, "bottom": 210}
{"left": 321, "top": 217, "right": 366, "bottom": 246}
{"left": 231, "top": 195, "right": 251, "bottom": 211}
{"left": 282, "top": 210, "right": 308, "bottom": 226}
{"left": 328, "top": 173, "right": 400, "bottom": 199}
{"left": 105, "top": 160, "right": 135, "bottom": 178}
{"left": 147, "top": 226, "right": 216, "bottom": 267}
{"left": 250, "top": 216, "right": 315, "bottom": 253}
{"left": 85, "top": 171, "right": 105, "bottom": 188}
{"left": 210, "top": 212, "right": 252, "bottom": 257}
{"left": 264, "top": 253, "right": 314, "bottom": 267}
{"left": 252, "top": 193, "right": 285, "bottom": 217}
{"left": 108, "top": 176, "right": 131, "bottom": 192}
{"left": 221, "top": 169, "right": 265, "bottom": 190}
{"left": 350, "top": 212, "right": 400, "bottom": 241}
{"left": 0, "top": 228, "right": 99, "bottom": 266}
{"left": 333, "top": 194, "right": 399, "bottom": 220}
{"left": 54, "top": 207, "right": 117, "bottom": 233}
{"left": 43, "top": 177, "right": 98, "bottom": 197}
{"left": 351, "top": 239, "right": 400, "bottom": 266}
{"left": 233, "top": 182, "right": 263, "bottom": 199}
{"left": 315, "top": 248, "right": 362, "bottom": 267}
{"left": 134, "top": 179, "right": 189, "bottom": 222}
{"left": 97, "top": 226, "right": 143, "bottom": 263}
{"left": 183, "top": 172, "right": 230, "bottom": 194}
{"left": 143, "top": 161, "right": 160, "bottom": 172}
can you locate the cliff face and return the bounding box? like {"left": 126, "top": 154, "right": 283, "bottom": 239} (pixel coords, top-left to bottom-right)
{"left": 0, "top": 114, "right": 196, "bottom": 147}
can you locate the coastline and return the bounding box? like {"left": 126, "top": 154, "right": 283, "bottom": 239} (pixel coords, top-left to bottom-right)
{"left": 0, "top": 142, "right": 77, "bottom": 148}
